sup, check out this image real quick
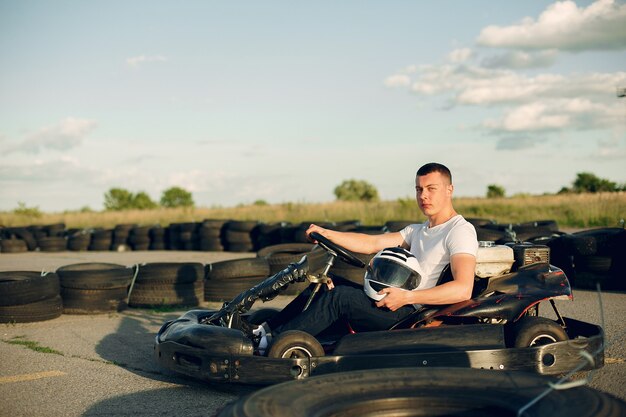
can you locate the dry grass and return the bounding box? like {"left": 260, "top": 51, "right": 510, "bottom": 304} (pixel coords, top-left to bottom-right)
{"left": 1, "top": 192, "right": 624, "bottom": 230}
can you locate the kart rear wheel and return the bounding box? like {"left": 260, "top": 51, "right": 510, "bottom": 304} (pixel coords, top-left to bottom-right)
{"left": 511, "top": 316, "right": 568, "bottom": 348}
{"left": 267, "top": 330, "right": 324, "bottom": 359}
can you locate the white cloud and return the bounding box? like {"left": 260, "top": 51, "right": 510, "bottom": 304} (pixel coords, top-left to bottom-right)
{"left": 384, "top": 74, "right": 411, "bottom": 88}
{"left": 447, "top": 48, "right": 473, "bottom": 63}
{"left": 481, "top": 50, "right": 558, "bottom": 69}
{"left": 2, "top": 117, "right": 97, "bottom": 155}
{"left": 126, "top": 54, "right": 168, "bottom": 68}
{"left": 483, "top": 98, "right": 624, "bottom": 133}
{"left": 477, "top": 0, "right": 626, "bottom": 51}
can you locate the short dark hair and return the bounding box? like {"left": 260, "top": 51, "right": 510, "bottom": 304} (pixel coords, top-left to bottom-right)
{"left": 416, "top": 163, "right": 452, "bottom": 184}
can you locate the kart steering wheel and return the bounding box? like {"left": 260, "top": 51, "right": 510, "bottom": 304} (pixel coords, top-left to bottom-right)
{"left": 309, "top": 231, "right": 365, "bottom": 268}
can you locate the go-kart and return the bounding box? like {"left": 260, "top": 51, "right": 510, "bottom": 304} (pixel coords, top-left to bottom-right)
{"left": 154, "top": 232, "right": 604, "bottom": 385}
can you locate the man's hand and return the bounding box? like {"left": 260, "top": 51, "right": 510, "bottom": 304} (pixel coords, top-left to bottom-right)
{"left": 305, "top": 224, "right": 327, "bottom": 243}
{"left": 375, "top": 287, "right": 411, "bottom": 311}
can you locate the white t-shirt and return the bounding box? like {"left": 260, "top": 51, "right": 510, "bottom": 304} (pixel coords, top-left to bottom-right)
{"left": 399, "top": 215, "right": 478, "bottom": 291}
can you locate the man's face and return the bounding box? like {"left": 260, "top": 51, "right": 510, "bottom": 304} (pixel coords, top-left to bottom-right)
{"left": 415, "top": 171, "right": 453, "bottom": 217}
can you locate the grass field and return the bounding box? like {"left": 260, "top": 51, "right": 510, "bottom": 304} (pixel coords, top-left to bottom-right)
{"left": 1, "top": 192, "right": 624, "bottom": 230}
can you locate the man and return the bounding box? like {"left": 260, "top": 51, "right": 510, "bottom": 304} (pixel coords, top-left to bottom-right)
{"left": 254, "top": 162, "right": 478, "bottom": 350}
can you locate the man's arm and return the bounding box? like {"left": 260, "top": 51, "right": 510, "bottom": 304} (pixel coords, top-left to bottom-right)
{"left": 375, "top": 253, "right": 476, "bottom": 311}
{"left": 306, "top": 224, "right": 407, "bottom": 255}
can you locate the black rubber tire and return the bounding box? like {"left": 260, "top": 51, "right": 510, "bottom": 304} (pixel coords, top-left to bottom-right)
{"left": 257, "top": 243, "right": 314, "bottom": 258}
{"left": 37, "top": 236, "right": 67, "bottom": 252}
{"left": 129, "top": 281, "right": 203, "bottom": 298}
{"left": 61, "top": 287, "right": 129, "bottom": 314}
{"left": 135, "top": 262, "right": 204, "bottom": 284}
{"left": 207, "top": 258, "right": 270, "bottom": 280}
{"left": 7, "top": 227, "right": 38, "bottom": 250}
{"left": 0, "top": 272, "right": 60, "bottom": 306}
{"left": 518, "top": 220, "right": 559, "bottom": 232}
{"left": 224, "top": 229, "right": 253, "bottom": 243}
{"left": 67, "top": 233, "right": 91, "bottom": 251}
{"left": 331, "top": 268, "right": 367, "bottom": 285}
{"left": 225, "top": 220, "right": 259, "bottom": 233}
{"left": 56, "top": 263, "right": 134, "bottom": 289}
{"left": 510, "top": 316, "right": 568, "bottom": 348}
{"left": 204, "top": 276, "right": 267, "bottom": 302}
{"left": 384, "top": 220, "right": 415, "bottom": 232}
{"left": 1, "top": 239, "right": 29, "bottom": 253}
{"left": 128, "top": 292, "right": 202, "bottom": 308}
{"left": 267, "top": 330, "right": 325, "bottom": 359}
{"left": 0, "top": 295, "right": 63, "bottom": 323}
{"left": 464, "top": 218, "right": 495, "bottom": 228}
{"left": 226, "top": 242, "right": 255, "bottom": 252}
{"left": 217, "top": 367, "right": 626, "bottom": 417}
{"left": 475, "top": 227, "right": 508, "bottom": 242}
{"left": 575, "top": 255, "right": 612, "bottom": 273}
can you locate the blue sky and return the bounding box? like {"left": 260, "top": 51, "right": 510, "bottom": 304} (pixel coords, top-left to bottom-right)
{"left": 1, "top": 0, "right": 625, "bottom": 211}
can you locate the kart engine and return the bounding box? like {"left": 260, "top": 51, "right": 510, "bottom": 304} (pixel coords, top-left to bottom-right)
{"left": 476, "top": 241, "right": 550, "bottom": 278}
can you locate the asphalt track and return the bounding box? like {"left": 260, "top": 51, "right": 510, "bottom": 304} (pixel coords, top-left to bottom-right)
{"left": 0, "top": 251, "right": 624, "bottom": 417}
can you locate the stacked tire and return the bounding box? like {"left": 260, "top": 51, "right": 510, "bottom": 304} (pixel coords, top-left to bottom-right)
{"left": 89, "top": 229, "right": 113, "bottom": 251}
{"left": 332, "top": 252, "right": 372, "bottom": 285}
{"left": 0, "top": 271, "right": 63, "bottom": 322}
{"left": 4, "top": 227, "right": 37, "bottom": 251}
{"left": 111, "top": 224, "right": 134, "bottom": 251}
{"left": 57, "top": 263, "right": 134, "bottom": 314}
{"left": 569, "top": 228, "right": 625, "bottom": 290}
{"left": 204, "top": 258, "right": 270, "bottom": 301}
{"left": 198, "top": 219, "right": 226, "bottom": 251}
{"left": 384, "top": 220, "right": 414, "bottom": 232}
{"left": 149, "top": 226, "right": 167, "bottom": 250}
{"left": 257, "top": 243, "right": 327, "bottom": 295}
{"left": 223, "top": 221, "right": 259, "bottom": 252}
{"left": 128, "top": 262, "right": 204, "bottom": 307}
{"left": 67, "top": 230, "right": 91, "bottom": 251}
{"left": 255, "top": 223, "right": 285, "bottom": 249}
{"left": 0, "top": 238, "right": 29, "bottom": 253}
{"left": 128, "top": 226, "right": 151, "bottom": 251}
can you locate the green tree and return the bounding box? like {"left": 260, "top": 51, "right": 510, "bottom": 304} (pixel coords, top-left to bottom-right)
{"left": 104, "top": 188, "right": 135, "bottom": 210}
{"left": 334, "top": 179, "right": 380, "bottom": 202}
{"left": 572, "top": 172, "right": 618, "bottom": 193}
{"left": 160, "top": 186, "right": 194, "bottom": 208}
{"left": 486, "top": 184, "right": 506, "bottom": 198}
{"left": 132, "top": 191, "right": 158, "bottom": 209}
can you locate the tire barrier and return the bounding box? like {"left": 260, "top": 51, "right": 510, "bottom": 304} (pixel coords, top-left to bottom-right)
{"left": 223, "top": 220, "right": 259, "bottom": 252}
{"left": 548, "top": 228, "right": 626, "bottom": 291}
{"left": 56, "top": 263, "right": 135, "bottom": 314}
{"left": 0, "top": 238, "right": 29, "bottom": 253}
{"left": 332, "top": 252, "right": 373, "bottom": 285}
{"left": 37, "top": 236, "right": 67, "bottom": 252}
{"left": 204, "top": 258, "right": 270, "bottom": 301}
{"left": 0, "top": 271, "right": 62, "bottom": 323}
{"left": 217, "top": 367, "right": 626, "bottom": 417}
{"left": 128, "top": 262, "right": 204, "bottom": 308}
{"left": 198, "top": 219, "right": 226, "bottom": 251}
{"left": 257, "top": 243, "right": 327, "bottom": 294}
{"left": 129, "top": 226, "right": 151, "bottom": 251}
{"left": 67, "top": 231, "right": 91, "bottom": 251}
{"left": 1, "top": 219, "right": 623, "bottom": 291}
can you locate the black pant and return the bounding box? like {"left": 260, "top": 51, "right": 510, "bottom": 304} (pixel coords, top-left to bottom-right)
{"left": 266, "top": 276, "right": 415, "bottom": 336}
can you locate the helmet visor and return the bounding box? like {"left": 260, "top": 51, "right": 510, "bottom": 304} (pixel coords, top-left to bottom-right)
{"left": 365, "top": 257, "right": 421, "bottom": 291}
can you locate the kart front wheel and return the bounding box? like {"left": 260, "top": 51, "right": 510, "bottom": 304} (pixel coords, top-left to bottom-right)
{"left": 511, "top": 316, "right": 568, "bottom": 348}
{"left": 267, "top": 330, "right": 324, "bottom": 359}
